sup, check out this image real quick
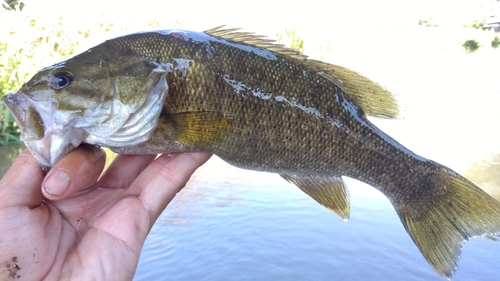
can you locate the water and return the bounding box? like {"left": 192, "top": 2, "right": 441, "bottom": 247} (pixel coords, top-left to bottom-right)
{"left": 131, "top": 157, "right": 500, "bottom": 281}
{"left": 0, "top": 144, "right": 499, "bottom": 280}
{"left": 0, "top": 143, "right": 25, "bottom": 176}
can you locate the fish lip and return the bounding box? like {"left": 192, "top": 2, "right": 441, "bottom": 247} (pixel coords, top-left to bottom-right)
{"left": 2, "top": 92, "right": 28, "bottom": 131}
{"left": 2, "top": 91, "right": 45, "bottom": 141}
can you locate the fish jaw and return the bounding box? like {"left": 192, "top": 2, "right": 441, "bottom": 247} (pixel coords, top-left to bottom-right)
{"left": 24, "top": 128, "right": 88, "bottom": 172}
{"left": 2, "top": 91, "right": 89, "bottom": 171}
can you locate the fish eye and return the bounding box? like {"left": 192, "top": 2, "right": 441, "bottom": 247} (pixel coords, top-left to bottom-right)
{"left": 50, "top": 71, "right": 74, "bottom": 89}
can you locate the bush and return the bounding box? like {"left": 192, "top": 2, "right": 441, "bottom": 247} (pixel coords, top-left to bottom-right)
{"left": 1, "top": 0, "right": 24, "bottom": 11}
{"left": 0, "top": 103, "right": 20, "bottom": 145}
{"left": 0, "top": 42, "right": 22, "bottom": 96}
{"left": 462, "top": 39, "right": 480, "bottom": 53}
{"left": 466, "top": 20, "right": 485, "bottom": 30}
{"left": 492, "top": 37, "right": 500, "bottom": 49}
{"left": 0, "top": 42, "right": 22, "bottom": 144}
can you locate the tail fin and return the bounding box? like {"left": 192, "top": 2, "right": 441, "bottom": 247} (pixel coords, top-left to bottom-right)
{"left": 392, "top": 162, "right": 500, "bottom": 279}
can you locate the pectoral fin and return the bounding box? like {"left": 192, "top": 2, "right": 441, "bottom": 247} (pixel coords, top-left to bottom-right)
{"left": 159, "top": 111, "right": 232, "bottom": 147}
{"left": 281, "top": 174, "right": 350, "bottom": 221}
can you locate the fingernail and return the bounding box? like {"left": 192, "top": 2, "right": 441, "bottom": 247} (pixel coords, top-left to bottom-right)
{"left": 44, "top": 171, "right": 70, "bottom": 196}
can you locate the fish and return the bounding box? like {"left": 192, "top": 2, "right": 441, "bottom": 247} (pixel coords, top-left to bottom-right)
{"left": 2, "top": 26, "right": 500, "bottom": 279}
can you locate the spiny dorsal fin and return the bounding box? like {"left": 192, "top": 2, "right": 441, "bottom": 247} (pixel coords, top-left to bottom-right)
{"left": 204, "top": 26, "right": 308, "bottom": 61}
{"left": 204, "top": 26, "right": 398, "bottom": 119}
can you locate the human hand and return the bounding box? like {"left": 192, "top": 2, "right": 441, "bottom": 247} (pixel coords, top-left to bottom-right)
{"left": 0, "top": 145, "right": 211, "bottom": 280}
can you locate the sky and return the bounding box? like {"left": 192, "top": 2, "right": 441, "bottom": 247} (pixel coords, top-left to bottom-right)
{"left": 17, "top": 0, "right": 497, "bottom": 33}
{"left": 2, "top": 0, "right": 500, "bottom": 174}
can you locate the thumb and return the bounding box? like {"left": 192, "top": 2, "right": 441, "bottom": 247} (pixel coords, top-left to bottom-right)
{"left": 42, "top": 144, "right": 106, "bottom": 201}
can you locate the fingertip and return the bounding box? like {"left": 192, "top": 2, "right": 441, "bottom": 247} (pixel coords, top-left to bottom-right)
{"left": 178, "top": 151, "right": 212, "bottom": 169}
{"left": 189, "top": 151, "right": 213, "bottom": 164}
{"left": 42, "top": 170, "right": 71, "bottom": 199}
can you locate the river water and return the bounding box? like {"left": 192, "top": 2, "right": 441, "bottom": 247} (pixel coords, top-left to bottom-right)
{"left": 131, "top": 156, "right": 500, "bottom": 281}
{"left": 1, "top": 143, "right": 498, "bottom": 281}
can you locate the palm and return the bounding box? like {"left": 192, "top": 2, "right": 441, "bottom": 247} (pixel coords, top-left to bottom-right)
{"left": 0, "top": 150, "right": 211, "bottom": 281}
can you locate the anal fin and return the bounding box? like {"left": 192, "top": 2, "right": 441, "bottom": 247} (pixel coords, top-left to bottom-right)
{"left": 281, "top": 174, "right": 350, "bottom": 221}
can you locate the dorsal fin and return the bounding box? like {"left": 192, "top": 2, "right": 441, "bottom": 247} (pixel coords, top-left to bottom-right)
{"left": 204, "top": 26, "right": 398, "bottom": 119}
{"left": 314, "top": 62, "right": 399, "bottom": 118}
{"left": 204, "top": 26, "right": 308, "bottom": 61}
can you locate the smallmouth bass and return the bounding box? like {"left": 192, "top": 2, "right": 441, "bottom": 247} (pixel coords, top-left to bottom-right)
{"left": 2, "top": 26, "right": 499, "bottom": 279}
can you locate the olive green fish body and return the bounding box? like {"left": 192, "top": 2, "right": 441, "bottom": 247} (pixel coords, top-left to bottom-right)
{"left": 2, "top": 27, "right": 500, "bottom": 279}
{"left": 107, "top": 31, "right": 408, "bottom": 175}
{"left": 113, "top": 30, "right": 434, "bottom": 203}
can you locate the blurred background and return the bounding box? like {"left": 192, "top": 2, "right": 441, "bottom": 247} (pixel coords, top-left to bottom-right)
{"left": 1, "top": 0, "right": 499, "bottom": 280}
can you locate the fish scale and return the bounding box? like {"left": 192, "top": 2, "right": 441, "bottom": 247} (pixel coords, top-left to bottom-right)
{"left": 2, "top": 26, "right": 500, "bottom": 279}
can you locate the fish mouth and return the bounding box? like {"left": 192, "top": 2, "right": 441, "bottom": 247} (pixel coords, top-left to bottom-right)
{"left": 2, "top": 92, "right": 86, "bottom": 171}
{"left": 2, "top": 92, "right": 45, "bottom": 141}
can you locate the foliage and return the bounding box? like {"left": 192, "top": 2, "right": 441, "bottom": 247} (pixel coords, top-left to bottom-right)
{"left": 0, "top": 42, "right": 22, "bottom": 96}
{"left": 286, "top": 29, "right": 305, "bottom": 54}
{"left": 466, "top": 20, "right": 485, "bottom": 30}
{"left": 462, "top": 39, "right": 481, "bottom": 53}
{"left": 276, "top": 29, "right": 305, "bottom": 54}
{"left": 492, "top": 36, "right": 500, "bottom": 49}
{"left": 1, "top": 0, "right": 23, "bottom": 11}
{"left": 0, "top": 42, "right": 22, "bottom": 144}
{"left": 0, "top": 10, "right": 97, "bottom": 145}
{"left": 0, "top": 103, "right": 20, "bottom": 145}
{"left": 419, "top": 17, "right": 439, "bottom": 27}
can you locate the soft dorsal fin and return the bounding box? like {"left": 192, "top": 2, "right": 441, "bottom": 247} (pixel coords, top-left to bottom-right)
{"left": 204, "top": 26, "right": 398, "bottom": 119}
{"left": 314, "top": 62, "right": 399, "bottom": 118}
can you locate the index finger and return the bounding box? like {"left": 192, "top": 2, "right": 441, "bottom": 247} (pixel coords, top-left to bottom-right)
{"left": 0, "top": 149, "right": 45, "bottom": 208}
{"left": 134, "top": 151, "right": 212, "bottom": 225}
